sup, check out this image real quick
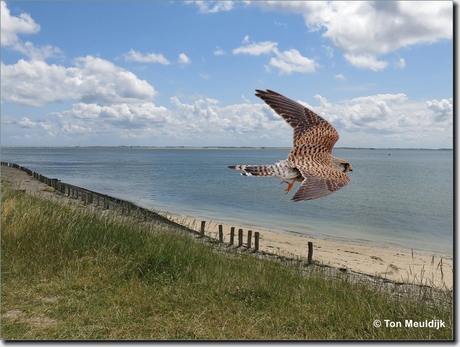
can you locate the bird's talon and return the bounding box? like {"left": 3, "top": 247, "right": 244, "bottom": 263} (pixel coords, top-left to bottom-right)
{"left": 282, "top": 180, "right": 295, "bottom": 194}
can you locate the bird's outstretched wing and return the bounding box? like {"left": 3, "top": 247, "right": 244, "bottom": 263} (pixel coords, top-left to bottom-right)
{"left": 255, "top": 89, "right": 339, "bottom": 154}
{"left": 292, "top": 164, "right": 350, "bottom": 201}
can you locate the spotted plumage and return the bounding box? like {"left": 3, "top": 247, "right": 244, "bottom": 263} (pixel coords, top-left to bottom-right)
{"left": 228, "top": 89, "right": 352, "bottom": 202}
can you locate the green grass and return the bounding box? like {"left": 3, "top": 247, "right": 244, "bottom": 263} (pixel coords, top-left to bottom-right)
{"left": 1, "top": 179, "right": 453, "bottom": 340}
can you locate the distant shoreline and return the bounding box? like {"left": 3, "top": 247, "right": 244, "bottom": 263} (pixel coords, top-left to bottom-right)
{"left": 0, "top": 145, "right": 453, "bottom": 150}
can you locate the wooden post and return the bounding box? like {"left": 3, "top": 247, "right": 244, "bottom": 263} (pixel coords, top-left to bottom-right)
{"left": 307, "top": 242, "right": 313, "bottom": 265}
{"left": 230, "top": 227, "right": 235, "bottom": 245}
{"left": 247, "top": 230, "right": 252, "bottom": 248}
{"left": 218, "top": 225, "right": 223, "bottom": 243}
{"left": 238, "top": 228, "right": 243, "bottom": 247}
{"left": 254, "top": 232, "right": 260, "bottom": 251}
{"left": 200, "top": 221, "right": 206, "bottom": 237}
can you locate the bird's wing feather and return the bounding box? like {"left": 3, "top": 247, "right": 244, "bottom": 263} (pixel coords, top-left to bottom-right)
{"left": 255, "top": 89, "right": 339, "bottom": 153}
{"left": 292, "top": 163, "right": 350, "bottom": 201}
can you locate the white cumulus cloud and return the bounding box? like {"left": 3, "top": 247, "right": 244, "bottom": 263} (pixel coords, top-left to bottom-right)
{"left": 1, "top": 56, "right": 156, "bottom": 106}
{"left": 233, "top": 36, "right": 318, "bottom": 75}
{"left": 426, "top": 98, "right": 453, "bottom": 122}
{"left": 178, "top": 53, "right": 191, "bottom": 67}
{"left": 267, "top": 49, "right": 318, "bottom": 75}
{"left": 1, "top": 1, "right": 63, "bottom": 60}
{"left": 60, "top": 102, "right": 175, "bottom": 128}
{"left": 343, "top": 53, "right": 388, "bottom": 71}
{"left": 252, "top": 1, "right": 452, "bottom": 71}
{"left": 213, "top": 47, "right": 226, "bottom": 56}
{"left": 2, "top": 92, "right": 453, "bottom": 148}
{"left": 395, "top": 58, "right": 406, "bottom": 69}
{"left": 124, "top": 49, "right": 170, "bottom": 65}
{"left": 1, "top": 1, "right": 39, "bottom": 46}
{"left": 188, "top": 1, "right": 234, "bottom": 14}
{"left": 233, "top": 40, "right": 278, "bottom": 56}
{"left": 307, "top": 93, "right": 453, "bottom": 147}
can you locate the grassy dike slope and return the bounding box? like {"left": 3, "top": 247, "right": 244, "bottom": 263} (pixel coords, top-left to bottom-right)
{"left": 1, "top": 178, "right": 452, "bottom": 340}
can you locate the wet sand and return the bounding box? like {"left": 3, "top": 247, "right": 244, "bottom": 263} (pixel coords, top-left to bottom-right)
{"left": 2, "top": 165, "right": 452, "bottom": 290}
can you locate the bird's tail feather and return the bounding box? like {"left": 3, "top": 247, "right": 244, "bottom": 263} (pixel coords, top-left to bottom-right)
{"left": 227, "top": 164, "right": 277, "bottom": 177}
{"left": 227, "top": 161, "right": 300, "bottom": 179}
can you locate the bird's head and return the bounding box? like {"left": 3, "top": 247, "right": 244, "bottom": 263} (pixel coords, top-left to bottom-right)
{"left": 332, "top": 157, "right": 353, "bottom": 173}
{"left": 342, "top": 162, "right": 353, "bottom": 173}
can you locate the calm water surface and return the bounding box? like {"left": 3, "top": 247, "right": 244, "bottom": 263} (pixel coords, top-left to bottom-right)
{"left": 1, "top": 147, "right": 453, "bottom": 255}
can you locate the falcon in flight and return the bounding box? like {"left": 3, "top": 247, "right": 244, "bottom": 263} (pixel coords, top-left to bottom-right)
{"left": 228, "top": 89, "right": 352, "bottom": 202}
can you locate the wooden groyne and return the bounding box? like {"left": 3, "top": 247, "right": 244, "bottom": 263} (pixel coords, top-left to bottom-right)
{"left": 1, "top": 161, "right": 314, "bottom": 263}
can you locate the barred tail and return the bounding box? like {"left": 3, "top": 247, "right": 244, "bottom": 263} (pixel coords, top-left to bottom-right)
{"left": 227, "top": 164, "right": 276, "bottom": 177}
{"left": 227, "top": 160, "right": 300, "bottom": 179}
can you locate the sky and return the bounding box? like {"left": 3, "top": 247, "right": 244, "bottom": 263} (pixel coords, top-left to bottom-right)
{"left": 0, "top": 1, "right": 454, "bottom": 148}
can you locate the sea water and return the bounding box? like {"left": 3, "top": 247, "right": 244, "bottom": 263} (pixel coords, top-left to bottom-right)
{"left": 1, "top": 147, "right": 453, "bottom": 256}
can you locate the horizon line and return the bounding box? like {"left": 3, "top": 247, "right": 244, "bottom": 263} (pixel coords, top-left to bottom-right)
{"left": 0, "top": 145, "right": 453, "bottom": 150}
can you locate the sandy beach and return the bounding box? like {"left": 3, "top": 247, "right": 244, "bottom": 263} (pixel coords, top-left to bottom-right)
{"left": 2, "top": 165, "right": 453, "bottom": 290}
{"left": 166, "top": 214, "right": 453, "bottom": 291}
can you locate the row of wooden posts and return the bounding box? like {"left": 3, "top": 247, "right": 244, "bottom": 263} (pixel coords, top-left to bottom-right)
{"left": 2, "top": 161, "right": 314, "bottom": 264}
{"left": 199, "top": 221, "right": 260, "bottom": 250}
{"left": 2, "top": 161, "right": 147, "bottom": 212}
{"left": 199, "top": 220, "right": 314, "bottom": 264}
